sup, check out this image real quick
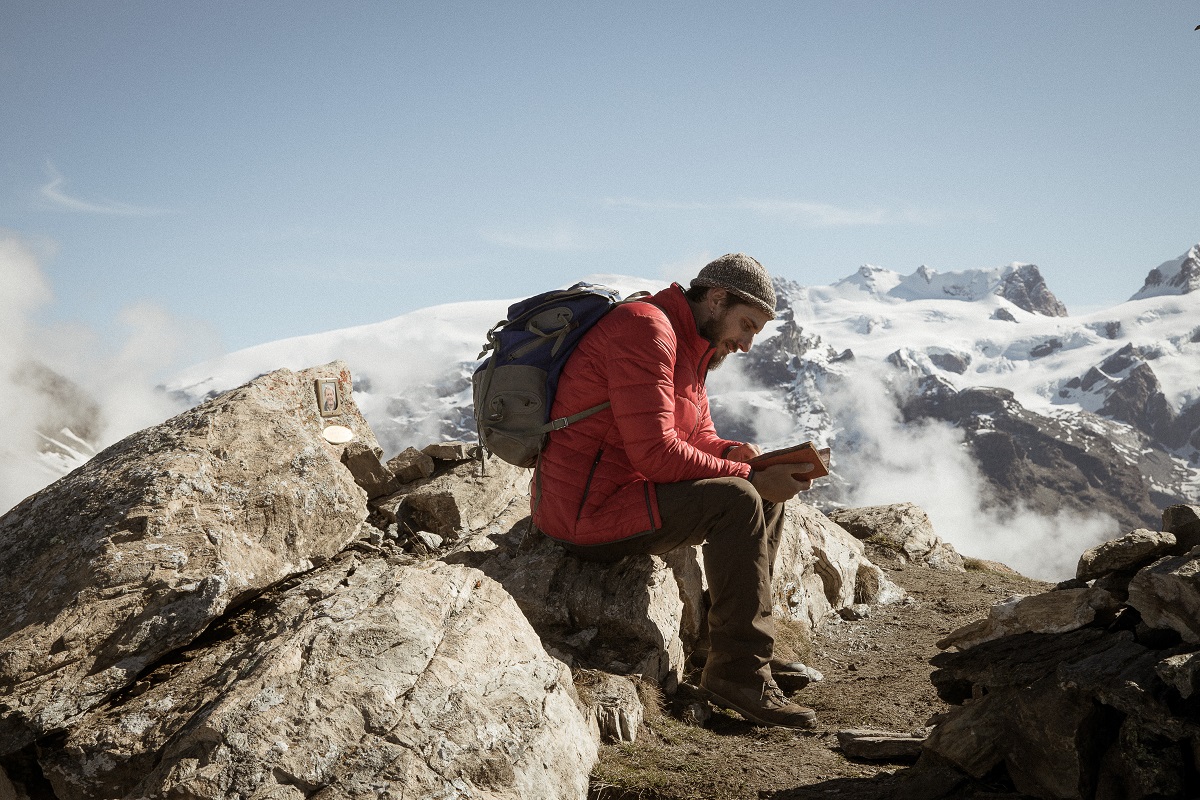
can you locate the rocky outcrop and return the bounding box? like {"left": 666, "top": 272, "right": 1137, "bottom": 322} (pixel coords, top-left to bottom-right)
{"left": 0, "top": 361, "right": 373, "bottom": 753}
{"left": 997, "top": 264, "right": 1069, "bottom": 317}
{"left": 903, "top": 379, "right": 1164, "bottom": 531}
{"left": 1131, "top": 243, "right": 1200, "bottom": 300}
{"left": 827, "top": 502, "right": 965, "bottom": 571}
{"left": 918, "top": 504, "right": 1200, "bottom": 799}
{"left": 446, "top": 494, "right": 903, "bottom": 688}
{"left": 43, "top": 554, "right": 594, "bottom": 800}
{"left": 0, "top": 364, "right": 598, "bottom": 800}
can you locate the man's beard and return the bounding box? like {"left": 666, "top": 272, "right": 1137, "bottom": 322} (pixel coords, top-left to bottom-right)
{"left": 698, "top": 313, "right": 727, "bottom": 372}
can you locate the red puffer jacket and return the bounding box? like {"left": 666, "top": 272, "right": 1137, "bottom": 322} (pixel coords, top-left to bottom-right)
{"left": 532, "top": 283, "right": 752, "bottom": 545}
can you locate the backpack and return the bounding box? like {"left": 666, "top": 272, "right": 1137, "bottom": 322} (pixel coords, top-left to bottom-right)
{"left": 473, "top": 282, "right": 648, "bottom": 468}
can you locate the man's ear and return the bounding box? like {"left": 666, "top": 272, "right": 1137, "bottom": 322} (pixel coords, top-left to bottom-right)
{"left": 708, "top": 287, "right": 729, "bottom": 310}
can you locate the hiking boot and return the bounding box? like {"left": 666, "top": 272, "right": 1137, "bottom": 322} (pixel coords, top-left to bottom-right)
{"left": 700, "top": 672, "right": 818, "bottom": 729}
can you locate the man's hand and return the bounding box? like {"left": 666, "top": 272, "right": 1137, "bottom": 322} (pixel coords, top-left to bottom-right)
{"left": 725, "top": 443, "right": 763, "bottom": 463}
{"left": 750, "top": 463, "right": 814, "bottom": 503}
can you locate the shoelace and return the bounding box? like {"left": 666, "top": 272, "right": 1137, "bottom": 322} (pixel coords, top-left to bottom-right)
{"left": 759, "top": 678, "right": 788, "bottom": 707}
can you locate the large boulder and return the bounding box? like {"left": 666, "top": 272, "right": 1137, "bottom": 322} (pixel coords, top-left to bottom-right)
{"left": 42, "top": 553, "right": 595, "bottom": 800}
{"left": 827, "top": 502, "right": 965, "bottom": 572}
{"left": 917, "top": 515, "right": 1200, "bottom": 799}
{"left": 774, "top": 503, "right": 906, "bottom": 632}
{"left": 1076, "top": 528, "right": 1177, "bottom": 581}
{"left": 448, "top": 521, "right": 692, "bottom": 687}
{"left": 446, "top": 496, "right": 902, "bottom": 687}
{"left": 0, "top": 362, "right": 372, "bottom": 753}
{"left": 1127, "top": 548, "right": 1200, "bottom": 643}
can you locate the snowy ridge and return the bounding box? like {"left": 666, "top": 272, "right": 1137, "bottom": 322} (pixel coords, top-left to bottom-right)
{"left": 827, "top": 262, "right": 1031, "bottom": 304}
{"left": 159, "top": 245, "right": 1200, "bottom": 579}
{"left": 1131, "top": 243, "right": 1200, "bottom": 300}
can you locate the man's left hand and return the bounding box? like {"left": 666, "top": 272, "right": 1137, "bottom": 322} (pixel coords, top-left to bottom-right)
{"left": 725, "top": 443, "right": 763, "bottom": 463}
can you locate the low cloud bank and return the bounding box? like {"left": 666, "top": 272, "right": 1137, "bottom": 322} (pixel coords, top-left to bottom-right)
{"left": 712, "top": 356, "right": 1118, "bottom": 582}
{"left": 0, "top": 232, "right": 220, "bottom": 514}
{"left": 823, "top": 366, "right": 1117, "bottom": 581}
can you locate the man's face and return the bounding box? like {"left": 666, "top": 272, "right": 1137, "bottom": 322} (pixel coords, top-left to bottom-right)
{"left": 698, "top": 290, "right": 771, "bottom": 370}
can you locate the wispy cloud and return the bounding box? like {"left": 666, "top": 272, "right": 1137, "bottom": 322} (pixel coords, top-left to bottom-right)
{"left": 480, "top": 223, "right": 594, "bottom": 251}
{"left": 603, "top": 196, "right": 976, "bottom": 228}
{"left": 39, "top": 163, "right": 172, "bottom": 216}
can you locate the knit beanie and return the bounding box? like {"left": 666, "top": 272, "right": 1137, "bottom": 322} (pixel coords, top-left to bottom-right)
{"left": 690, "top": 253, "right": 777, "bottom": 318}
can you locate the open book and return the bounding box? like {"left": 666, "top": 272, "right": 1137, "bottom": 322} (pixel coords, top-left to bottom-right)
{"left": 746, "top": 441, "right": 831, "bottom": 480}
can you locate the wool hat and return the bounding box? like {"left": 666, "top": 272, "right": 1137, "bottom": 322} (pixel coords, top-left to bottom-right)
{"left": 690, "top": 253, "right": 777, "bottom": 318}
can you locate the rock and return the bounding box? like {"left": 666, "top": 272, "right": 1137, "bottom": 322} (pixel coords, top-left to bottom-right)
{"left": 827, "top": 503, "right": 965, "bottom": 572}
{"left": 0, "top": 764, "right": 17, "bottom": 800}
{"left": 1029, "top": 337, "right": 1064, "bottom": 359}
{"left": 773, "top": 503, "right": 905, "bottom": 635}
{"left": 374, "top": 455, "right": 529, "bottom": 540}
{"left": 1127, "top": 549, "right": 1200, "bottom": 643}
{"left": 41, "top": 555, "right": 595, "bottom": 800}
{"left": 1154, "top": 652, "right": 1200, "bottom": 700}
{"left": 1098, "top": 363, "right": 1176, "bottom": 442}
{"left": 576, "top": 671, "right": 644, "bottom": 744}
{"left": 412, "top": 530, "right": 443, "bottom": 550}
{"left": 998, "top": 264, "right": 1069, "bottom": 317}
{"left": 772, "top": 662, "right": 823, "bottom": 692}
{"left": 837, "top": 728, "right": 926, "bottom": 761}
{"left": 991, "top": 307, "right": 1018, "bottom": 322}
{"left": 447, "top": 500, "right": 899, "bottom": 688}
{"left": 839, "top": 604, "right": 871, "bottom": 621}
{"left": 422, "top": 441, "right": 475, "bottom": 461}
{"left": 0, "top": 362, "right": 371, "bottom": 754}
{"left": 339, "top": 440, "right": 400, "bottom": 499}
{"left": 1076, "top": 528, "right": 1177, "bottom": 581}
{"left": 929, "top": 352, "right": 970, "bottom": 374}
{"left": 386, "top": 446, "right": 436, "bottom": 484}
{"left": 1163, "top": 504, "right": 1200, "bottom": 553}
{"left": 936, "top": 587, "right": 1121, "bottom": 651}
{"left": 1131, "top": 243, "right": 1200, "bottom": 300}
{"left": 447, "top": 524, "right": 690, "bottom": 686}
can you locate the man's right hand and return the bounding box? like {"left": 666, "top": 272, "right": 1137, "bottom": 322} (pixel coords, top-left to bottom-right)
{"left": 750, "top": 463, "right": 813, "bottom": 503}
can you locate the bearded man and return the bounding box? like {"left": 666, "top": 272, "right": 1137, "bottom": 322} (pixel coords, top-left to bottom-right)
{"left": 531, "top": 253, "right": 816, "bottom": 729}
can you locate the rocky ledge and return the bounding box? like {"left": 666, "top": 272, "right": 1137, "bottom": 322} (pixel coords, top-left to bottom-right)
{"left": 0, "top": 362, "right": 922, "bottom": 800}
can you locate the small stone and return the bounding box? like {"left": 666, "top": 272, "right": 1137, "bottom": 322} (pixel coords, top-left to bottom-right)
{"left": 837, "top": 728, "right": 926, "bottom": 761}
{"left": 415, "top": 531, "right": 444, "bottom": 551}
{"left": 387, "top": 447, "right": 436, "bottom": 484}
{"left": 422, "top": 442, "right": 475, "bottom": 462}
{"left": 839, "top": 604, "right": 871, "bottom": 621}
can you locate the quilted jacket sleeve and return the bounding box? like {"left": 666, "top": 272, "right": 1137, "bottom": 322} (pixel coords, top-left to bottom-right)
{"left": 604, "top": 309, "right": 751, "bottom": 484}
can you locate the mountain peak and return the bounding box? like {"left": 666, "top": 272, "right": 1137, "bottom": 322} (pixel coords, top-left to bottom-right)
{"left": 1130, "top": 243, "right": 1200, "bottom": 300}
{"left": 833, "top": 262, "right": 1068, "bottom": 316}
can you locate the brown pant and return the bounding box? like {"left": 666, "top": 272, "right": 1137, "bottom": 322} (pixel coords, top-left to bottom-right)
{"left": 557, "top": 476, "right": 785, "bottom": 681}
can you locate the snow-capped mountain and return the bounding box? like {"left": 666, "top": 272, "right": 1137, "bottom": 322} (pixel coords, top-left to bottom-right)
{"left": 164, "top": 245, "right": 1200, "bottom": 578}
{"left": 1131, "top": 244, "right": 1200, "bottom": 300}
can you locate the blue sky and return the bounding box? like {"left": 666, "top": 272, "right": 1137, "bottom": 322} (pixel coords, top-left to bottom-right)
{"left": 3, "top": 1, "right": 1199, "bottom": 353}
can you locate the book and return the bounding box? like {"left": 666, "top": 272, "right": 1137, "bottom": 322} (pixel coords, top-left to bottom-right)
{"left": 746, "top": 441, "right": 831, "bottom": 480}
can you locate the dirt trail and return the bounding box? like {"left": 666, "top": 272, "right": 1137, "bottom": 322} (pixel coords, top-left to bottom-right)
{"left": 591, "top": 544, "right": 1051, "bottom": 800}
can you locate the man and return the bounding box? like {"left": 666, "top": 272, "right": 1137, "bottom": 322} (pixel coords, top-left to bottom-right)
{"left": 532, "top": 253, "right": 816, "bottom": 729}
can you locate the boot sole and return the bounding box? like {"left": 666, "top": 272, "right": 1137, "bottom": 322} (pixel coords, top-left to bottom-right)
{"left": 697, "top": 685, "right": 818, "bottom": 730}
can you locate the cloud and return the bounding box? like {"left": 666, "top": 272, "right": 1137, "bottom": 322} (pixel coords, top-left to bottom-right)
{"left": 0, "top": 232, "right": 219, "bottom": 514}
{"left": 39, "top": 162, "right": 172, "bottom": 217}
{"left": 480, "top": 223, "right": 595, "bottom": 251}
{"left": 603, "top": 196, "right": 978, "bottom": 228}
{"left": 820, "top": 366, "right": 1116, "bottom": 581}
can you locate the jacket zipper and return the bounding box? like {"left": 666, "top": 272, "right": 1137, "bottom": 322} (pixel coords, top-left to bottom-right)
{"left": 642, "top": 483, "right": 655, "bottom": 532}
{"left": 576, "top": 447, "right": 604, "bottom": 521}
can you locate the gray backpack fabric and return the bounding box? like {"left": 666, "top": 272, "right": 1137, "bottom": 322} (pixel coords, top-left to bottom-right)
{"left": 473, "top": 282, "right": 647, "bottom": 468}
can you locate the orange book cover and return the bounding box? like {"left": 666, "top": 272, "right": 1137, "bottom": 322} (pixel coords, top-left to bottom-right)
{"left": 746, "top": 441, "right": 831, "bottom": 480}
